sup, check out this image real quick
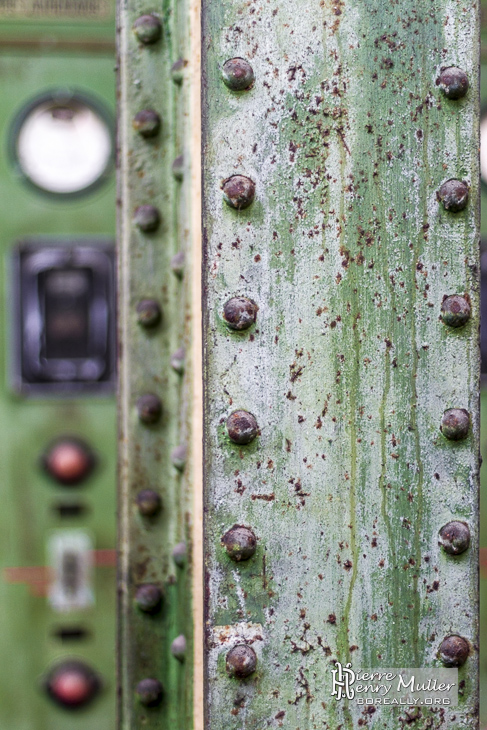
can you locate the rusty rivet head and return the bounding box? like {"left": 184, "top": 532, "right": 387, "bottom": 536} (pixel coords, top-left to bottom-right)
{"left": 222, "top": 175, "right": 256, "bottom": 210}
{"left": 437, "top": 179, "right": 469, "bottom": 212}
{"left": 133, "top": 205, "right": 160, "bottom": 233}
{"left": 441, "top": 294, "right": 471, "bottom": 328}
{"left": 136, "top": 678, "right": 163, "bottom": 706}
{"left": 171, "top": 251, "right": 185, "bottom": 278}
{"left": 133, "top": 14, "right": 162, "bottom": 44}
{"left": 171, "top": 57, "right": 185, "bottom": 83}
{"left": 172, "top": 541, "right": 187, "bottom": 567}
{"left": 226, "top": 644, "right": 257, "bottom": 678}
{"left": 439, "top": 521, "right": 470, "bottom": 555}
{"left": 171, "top": 634, "right": 187, "bottom": 661}
{"left": 222, "top": 57, "right": 255, "bottom": 91}
{"left": 171, "top": 444, "right": 186, "bottom": 471}
{"left": 170, "top": 347, "right": 185, "bottom": 374}
{"left": 221, "top": 525, "right": 257, "bottom": 561}
{"left": 438, "top": 635, "right": 470, "bottom": 667}
{"left": 136, "top": 299, "right": 162, "bottom": 328}
{"left": 438, "top": 66, "right": 469, "bottom": 100}
{"left": 136, "top": 489, "right": 162, "bottom": 517}
{"left": 223, "top": 297, "right": 258, "bottom": 331}
{"left": 135, "top": 584, "right": 163, "bottom": 614}
{"left": 132, "top": 109, "right": 161, "bottom": 138}
{"left": 172, "top": 154, "right": 184, "bottom": 181}
{"left": 440, "top": 408, "right": 470, "bottom": 441}
{"left": 226, "top": 410, "right": 258, "bottom": 445}
{"left": 137, "top": 394, "right": 162, "bottom": 424}
{"left": 43, "top": 438, "right": 95, "bottom": 486}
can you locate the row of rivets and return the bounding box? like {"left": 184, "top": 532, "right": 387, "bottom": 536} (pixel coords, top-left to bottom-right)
{"left": 220, "top": 172, "right": 469, "bottom": 213}
{"left": 215, "top": 59, "right": 474, "bottom": 679}
{"left": 221, "top": 62, "right": 468, "bottom": 101}
{"left": 224, "top": 406, "right": 467, "bottom": 443}
{"left": 436, "top": 63, "right": 472, "bottom": 668}
{"left": 219, "top": 521, "right": 470, "bottom": 563}
{"left": 437, "top": 71, "right": 471, "bottom": 669}
{"left": 131, "top": 10, "right": 187, "bottom": 707}
{"left": 218, "top": 60, "right": 260, "bottom": 676}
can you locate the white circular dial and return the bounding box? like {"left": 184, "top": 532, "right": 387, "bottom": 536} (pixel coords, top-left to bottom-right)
{"left": 16, "top": 98, "right": 112, "bottom": 194}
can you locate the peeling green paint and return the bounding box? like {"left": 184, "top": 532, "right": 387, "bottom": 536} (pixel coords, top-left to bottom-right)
{"left": 202, "top": 0, "right": 480, "bottom": 727}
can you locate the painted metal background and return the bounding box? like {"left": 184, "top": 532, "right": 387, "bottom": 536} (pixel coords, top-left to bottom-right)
{"left": 0, "top": 13, "right": 117, "bottom": 730}
{"left": 202, "top": 1, "right": 480, "bottom": 729}
{"left": 117, "top": 0, "right": 194, "bottom": 726}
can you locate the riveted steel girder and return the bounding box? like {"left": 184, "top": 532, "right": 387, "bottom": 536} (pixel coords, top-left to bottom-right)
{"left": 201, "top": 0, "right": 480, "bottom": 728}
{"left": 117, "top": 0, "right": 194, "bottom": 726}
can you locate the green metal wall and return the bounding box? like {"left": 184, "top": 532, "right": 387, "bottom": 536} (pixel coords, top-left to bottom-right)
{"left": 0, "top": 15, "right": 117, "bottom": 730}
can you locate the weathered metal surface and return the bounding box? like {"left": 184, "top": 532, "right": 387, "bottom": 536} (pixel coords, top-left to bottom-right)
{"left": 202, "top": 0, "right": 480, "bottom": 728}
{"left": 117, "top": 0, "right": 194, "bottom": 724}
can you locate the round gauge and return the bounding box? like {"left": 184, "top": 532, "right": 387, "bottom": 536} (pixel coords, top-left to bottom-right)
{"left": 11, "top": 91, "right": 113, "bottom": 197}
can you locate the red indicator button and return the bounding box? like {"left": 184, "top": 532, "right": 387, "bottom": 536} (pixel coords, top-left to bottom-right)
{"left": 43, "top": 439, "right": 94, "bottom": 486}
{"left": 46, "top": 661, "right": 100, "bottom": 709}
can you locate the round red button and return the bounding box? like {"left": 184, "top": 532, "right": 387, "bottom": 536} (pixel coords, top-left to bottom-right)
{"left": 43, "top": 439, "right": 94, "bottom": 485}
{"left": 46, "top": 661, "right": 100, "bottom": 708}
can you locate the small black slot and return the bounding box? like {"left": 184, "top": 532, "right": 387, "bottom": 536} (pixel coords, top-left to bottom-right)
{"left": 52, "top": 626, "right": 90, "bottom": 642}
{"left": 53, "top": 503, "right": 88, "bottom": 518}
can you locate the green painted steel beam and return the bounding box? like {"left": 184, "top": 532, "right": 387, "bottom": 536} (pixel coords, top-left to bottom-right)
{"left": 117, "top": 0, "right": 193, "bottom": 726}
{"left": 202, "top": 0, "right": 480, "bottom": 727}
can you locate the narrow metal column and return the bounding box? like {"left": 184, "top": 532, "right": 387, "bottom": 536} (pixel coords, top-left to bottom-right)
{"left": 117, "top": 0, "right": 194, "bottom": 725}
{"left": 202, "top": 1, "right": 479, "bottom": 728}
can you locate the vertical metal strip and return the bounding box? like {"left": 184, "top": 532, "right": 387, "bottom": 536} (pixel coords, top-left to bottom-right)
{"left": 188, "top": 0, "right": 204, "bottom": 726}
{"left": 117, "top": 0, "right": 193, "bottom": 724}
{"left": 202, "top": 0, "right": 479, "bottom": 728}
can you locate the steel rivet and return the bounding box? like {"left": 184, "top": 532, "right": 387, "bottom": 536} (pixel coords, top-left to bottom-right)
{"left": 222, "top": 175, "right": 255, "bottom": 210}
{"left": 136, "top": 678, "right": 163, "bottom": 707}
{"left": 172, "top": 541, "right": 187, "bottom": 567}
{"left": 222, "top": 57, "right": 255, "bottom": 91}
{"left": 133, "top": 14, "right": 162, "bottom": 44}
{"left": 135, "top": 584, "right": 163, "bottom": 614}
{"left": 440, "top": 408, "right": 470, "bottom": 441}
{"left": 226, "top": 410, "right": 258, "bottom": 445}
{"left": 171, "top": 57, "right": 185, "bottom": 83}
{"left": 437, "top": 179, "right": 469, "bottom": 212}
{"left": 438, "top": 66, "right": 469, "bottom": 100}
{"left": 137, "top": 394, "right": 162, "bottom": 424}
{"left": 441, "top": 295, "right": 471, "bottom": 328}
{"left": 223, "top": 297, "right": 258, "bottom": 331}
{"left": 226, "top": 645, "right": 257, "bottom": 678}
{"left": 171, "top": 444, "right": 186, "bottom": 471}
{"left": 171, "top": 251, "right": 185, "bottom": 278}
{"left": 221, "top": 525, "right": 257, "bottom": 561}
{"left": 172, "top": 155, "right": 184, "bottom": 181}
{"left": 438, "top": 635, "right": 469, "bottom": 667}
{"left": 133, "top": 205, "right": 161, "bottom": 232}
{"left": 171, "top": 634, "right": 187, "bottom": 661}
{"left": 439, "top": 521, "right": 470, "bottom": 555}
{"left": 136, "top": 299, "right": 162, "bottom": 328}
{"left": 170, "top": 347, "right": 185, "bottom": 374}
{"left": 136, "top": 489, "right": 162, "bottom": 517}
{"left": 132, "top": 109, "right": 161, "bottom": 138}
